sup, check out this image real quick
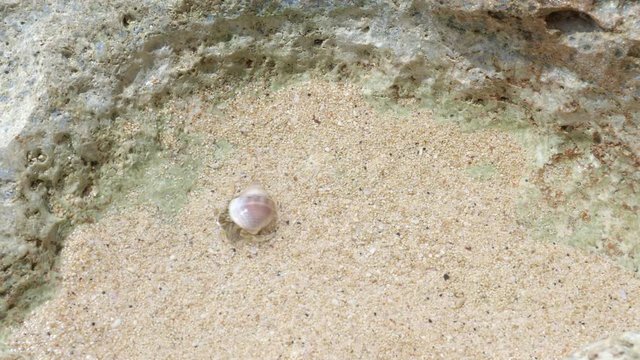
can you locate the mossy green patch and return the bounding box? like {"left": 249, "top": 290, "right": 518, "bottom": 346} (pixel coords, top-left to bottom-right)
{"left": 467, "top": 164, "right": 497, "bottom": 181}
{"left": 132, "top": 154, "right": 200, "bottom": 216}
{"left": 214, "top": 139, "right": 234, "bottom": 161}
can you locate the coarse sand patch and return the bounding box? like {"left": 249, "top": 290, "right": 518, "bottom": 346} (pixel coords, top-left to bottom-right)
{"left": 8, "top": 80, "right": 640, "bottom": 359}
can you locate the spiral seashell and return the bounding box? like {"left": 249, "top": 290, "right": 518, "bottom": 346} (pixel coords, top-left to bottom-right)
{"left": 228, "top": 184, "right": 276, "bottom": 235}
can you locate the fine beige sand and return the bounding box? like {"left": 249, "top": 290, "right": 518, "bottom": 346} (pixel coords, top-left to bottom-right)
{"left": 8, "top": 80, "right": 640, "bottom": 359}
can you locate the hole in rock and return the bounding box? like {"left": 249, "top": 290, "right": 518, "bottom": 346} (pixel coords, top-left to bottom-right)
{"left": 544, "top": 10, "right": 602, "bottom": 34}
{"left": 628, "top": 43, "right": 640, "bottom": 58}
{"left": 122, "top": 14, "right": 134, "bottom": 27}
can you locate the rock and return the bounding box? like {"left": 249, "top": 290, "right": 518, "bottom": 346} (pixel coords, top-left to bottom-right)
{"left": 567, "top": 332, "right": 640, "bottom": 359}
{"left": 0, "top": 0, "right": 638, "bottom": 344}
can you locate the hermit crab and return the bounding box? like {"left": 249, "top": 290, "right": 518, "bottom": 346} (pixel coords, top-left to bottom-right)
{"left": 217, "top": 183, "right": 278, "bottom": 242}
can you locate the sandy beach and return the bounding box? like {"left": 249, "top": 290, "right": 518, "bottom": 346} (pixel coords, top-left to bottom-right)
{"left": 8, "top": 80, "right": 640, "bottom": 359}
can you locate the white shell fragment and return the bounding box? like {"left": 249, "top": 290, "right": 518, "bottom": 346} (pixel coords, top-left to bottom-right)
{"left": 227, "top": 184, "right": 276, "bottom": 235}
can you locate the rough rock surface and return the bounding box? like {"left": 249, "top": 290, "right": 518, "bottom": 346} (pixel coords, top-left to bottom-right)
{"left": 0, "top": 0, "right": 638, "bottom": 355}
{"left": 567, "top": 332, "right": 640, "bottom": 359}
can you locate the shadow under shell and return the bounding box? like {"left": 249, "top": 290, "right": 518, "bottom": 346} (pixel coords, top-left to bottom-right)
{"left": 217, "top": 208, "right": 278, "bottom": 242}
